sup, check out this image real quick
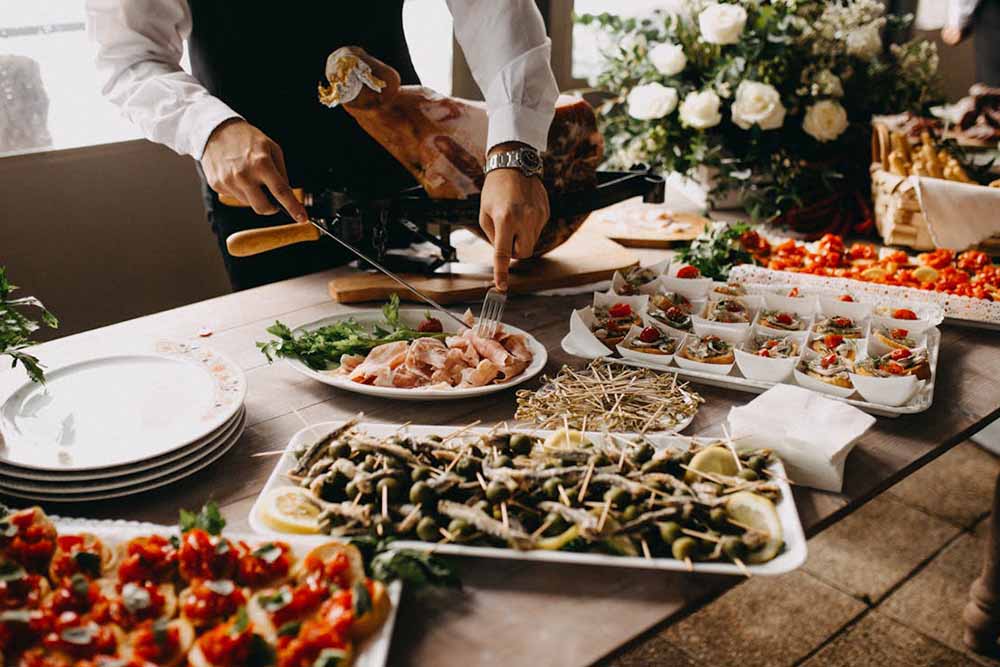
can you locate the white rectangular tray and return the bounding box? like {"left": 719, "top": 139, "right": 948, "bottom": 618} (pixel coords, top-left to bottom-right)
{"left": 561, "top": 327, "right": 940, "bottom": 418}
{"left": 50, "top": 516, "right": 401, "bottom": 667}
{"left": 250, "top": 422, "right": 808, "bottom": 577}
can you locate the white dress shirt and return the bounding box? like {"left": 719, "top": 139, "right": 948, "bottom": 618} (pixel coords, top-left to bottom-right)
{"left": 85, "top": 0, "right": 558, "bottom": 160}
{"left": 948, "top": 0, "right": 983, "bottom": 29}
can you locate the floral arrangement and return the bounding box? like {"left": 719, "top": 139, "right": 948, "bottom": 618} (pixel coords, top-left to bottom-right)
{"left": 578, "top": 0, "right": 940, "bottom": 233}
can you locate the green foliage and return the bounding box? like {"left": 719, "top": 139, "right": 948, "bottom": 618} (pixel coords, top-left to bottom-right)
{"left": 0, "top": 267, "right": 58, "bottom": 383}
{"left": 257, "top": 294, "right": 446, "bottom": 371}
{"left": 578, "top": 2, "right": 941, "bottom": 222}
{"left": 179, "top": 501, "right": 226, "bottom": 535}
{"left": 350, "top": 536, "right": 461, "bottom": 590}
{"left": 678, "top": 222, "right": 757, "bottom": 280}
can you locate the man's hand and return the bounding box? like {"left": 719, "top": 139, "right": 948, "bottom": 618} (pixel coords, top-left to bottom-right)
{"left": 479, "top": 143, "right": 550, "bottom": 291}
{"left": 201, "top": 118, "right": 308, "bottom": 222}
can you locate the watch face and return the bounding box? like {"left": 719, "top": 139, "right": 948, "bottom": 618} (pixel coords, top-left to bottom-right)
{"left": 520, "top": 149, "right": 542, "bottom": 171}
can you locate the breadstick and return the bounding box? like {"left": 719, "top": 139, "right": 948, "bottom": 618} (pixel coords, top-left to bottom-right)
{"left": 888, "top": 152, "right": 910, "bottom": 177}
{"left": 891, "top": 132, "right": 912, "bottom": 162}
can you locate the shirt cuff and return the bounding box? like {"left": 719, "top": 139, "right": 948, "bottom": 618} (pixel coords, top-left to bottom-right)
{"left": 181, "top": 97, "right": 243, "bottom": 161}
{"left": 486, "top": 103, "right": 554, "bottom": 154}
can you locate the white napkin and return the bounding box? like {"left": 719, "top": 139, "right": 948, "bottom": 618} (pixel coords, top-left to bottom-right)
{"left": 727, "top": 384, "right": 875, "bottom": 492}
{"left": 916, "top": 177, "right": 1000, "bottom": 250}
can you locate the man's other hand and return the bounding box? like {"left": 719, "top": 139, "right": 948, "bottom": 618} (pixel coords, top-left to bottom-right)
{"left": 478, "top": 143, "right": 550, "bottom": 292}
{"left": 201, "top": 118, "right": 308, "bottom": 222}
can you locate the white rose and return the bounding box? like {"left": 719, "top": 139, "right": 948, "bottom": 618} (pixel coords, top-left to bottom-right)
{"left": 814, "top": 69, "right": 844, "bottom": 98}
{"left": 649, "top": 42, "right": 687, "bottom": 77}
{"left": 803, "top": 100, "right": 849, "bottom": 142}
{"left": 731, "top": 80, "right": 786, "bottom": 130}
{"left": 698, "top": 3, "right": 748, "bottom": 45}
{"left": 845, "top": 23, "right": 882, "bottom": 60}
{"left": 626, "top": 82, "right": 679, "bottom": 120}
{"left": 679, "top": 90, "right": 722, "bottom": 129}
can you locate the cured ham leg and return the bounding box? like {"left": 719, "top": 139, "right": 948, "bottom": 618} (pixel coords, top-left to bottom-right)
{"left": 319, "top": 47, "right": 604, "bottom": 256}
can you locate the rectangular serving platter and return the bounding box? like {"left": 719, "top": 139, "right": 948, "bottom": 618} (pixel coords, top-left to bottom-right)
{"left": 597, "top": 325, "right": 940, "bottom": 419}
{"left": 250, "top": 422, "right": 808, "bottom": 577}
{"left": 49, "top": 516, "right": 402, "bottom": 667}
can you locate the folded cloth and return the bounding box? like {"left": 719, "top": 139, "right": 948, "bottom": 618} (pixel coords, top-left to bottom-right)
{"left": 727, "top": 384, "right": 876, "bottom": 492}
{"left": 916, "top": 177, "right": 1000, "bottom": 250}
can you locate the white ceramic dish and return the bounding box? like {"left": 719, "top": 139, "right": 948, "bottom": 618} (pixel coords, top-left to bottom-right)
{"left": 0, "top": 409, "right": 246, "bottom": 502}
{"left": 0, "top": 408, "right": 245, "bottom": 493}
{"left": 734, "top": 346, "right": 798, "bottom": 383}
{"left": 251, "top": 422, "right": 808, "bottom": 576}
{"left": 0, "top": 342, "right": 246, "bottom": 471}
{"left": 848, "top": 371, "right": 923, "bottom": 407}
{"left": 47, "top": 517, "right": 401, "bottom": 667}
{"left": 0, "top": 403, "right": 245, "bottom": 482}
{"left": 282, "top": 310, "right": 547, "bottom": 400}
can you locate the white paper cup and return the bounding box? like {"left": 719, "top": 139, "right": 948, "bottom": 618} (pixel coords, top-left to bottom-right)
{"left": 617, "top": 325, "right": 684, "bottom": 368}
{"left": 660, "top": 275, "right": 714, "bottom": 300}
{"left": 641, "top": 313, "right": 693, "bottom": 339}
{"left": 691, "top": 319, "right": 750, "bottom": 345}
{"left": 818, "top": 297, "right": 873, "bottom": 320}
{"left": 763, "top": 293, "right": 820, "bottom": 318}
{"left": 676, "top": 338, "right": 736, "bottom": 375}
{"left": 735, "top": 346, "right": 797, "bottom": 383}
{"left": 849, "top": 372, "right": 923, "bottom": 407}
{"left": 871, "top": 313, "right": 936, "bottom": 335}
{"left": 867, "top": 328, "right": 927, "bottom": 357}
{"left": 793, "top": 367, "right": 856, "bottom": 398}
{"left": 567, "top": 307, "right": 613, "bottom": 359}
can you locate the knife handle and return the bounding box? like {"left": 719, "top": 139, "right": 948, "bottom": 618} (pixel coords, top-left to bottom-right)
{"left": 226, "top": 222, "right": 321, "bottom": 257}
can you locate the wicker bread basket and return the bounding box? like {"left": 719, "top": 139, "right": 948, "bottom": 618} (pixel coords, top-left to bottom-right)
{"left": 869, "top": 123, "right": 935, "bottom": 250}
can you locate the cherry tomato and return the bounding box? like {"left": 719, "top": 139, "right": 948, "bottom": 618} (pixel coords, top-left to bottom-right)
{"left": 608, "top": 303, "right": 632, "bottom": 318}
{"left": 178, "top": 529, "right": 237, "bottom": 582}
{"left": 775, "top": 312, "right": 793, "bottom": 325}
{"left": 890, "top": 348, "right": 912, "bottom": 360}
{"left": 675, "top": 265, "right": 700, "bottom": 279}
{"left": 891, "top": 328, "right": 909, "bottom": 339}
{"left": 891, "top": 308, "right": 917, "bottom": 320}
{"left": 638, "top": 327, "right": 660, "bottom": 343}
{"left": 823, "top": 334, "right": 844, "bottom": 349}
{"left": 838, "top": 294, "right": 854, "bottom": 302}
{"left": 118, "top": 535, "right": 178, "bottom": 584}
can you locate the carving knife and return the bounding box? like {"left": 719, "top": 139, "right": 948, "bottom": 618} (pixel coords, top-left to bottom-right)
{"left": 309, "top": 216, "right": 472, "bottom": 331}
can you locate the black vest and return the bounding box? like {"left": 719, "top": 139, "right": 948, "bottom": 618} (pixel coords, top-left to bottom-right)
{"left": 187, "top": 1, "right": 420, "bottom": 194}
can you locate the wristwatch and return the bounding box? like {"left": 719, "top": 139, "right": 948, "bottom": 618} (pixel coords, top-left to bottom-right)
{"left": 483, "top": 146, "right": 544, "bottom": 178}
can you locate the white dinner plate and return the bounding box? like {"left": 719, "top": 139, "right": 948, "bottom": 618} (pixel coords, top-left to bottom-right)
{"left": 0, "top": 408, "right": 245, "bottom": 494}
{"left": 0, "top": 410, "right": 246, "bottom": 503}
{"left": 281, "top": 309, "right": 547, "bottom": 400}
{"left": 0, "top": 342, "right": 246, "bottom": 471}
{"left": 0, "top": 404, "right": 244, "bottom": 482}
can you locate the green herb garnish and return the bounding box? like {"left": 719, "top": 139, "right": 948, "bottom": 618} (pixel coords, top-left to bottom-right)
{"left": 257, "top": 294, "right": 447, "bottom": 371}
{"left": 678, "top": 222, "right": 757, "bottom": 281}
{"left": 179, "top": 501, "right": 226, "bottom": 535}
{"left": 350, "top": 536, "right": 460, "bottom": 589}
{"left": 0, "top": 267, "right": 58, "bottom": 383}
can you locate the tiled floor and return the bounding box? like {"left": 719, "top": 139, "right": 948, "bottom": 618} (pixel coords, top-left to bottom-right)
{"left": 601, "top": 442, "right": 999, "bottom": 667}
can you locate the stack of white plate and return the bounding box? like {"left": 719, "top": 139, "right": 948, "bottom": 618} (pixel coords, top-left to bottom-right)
{"left": 0, "top": 341, "right": 247, "bottom": 502}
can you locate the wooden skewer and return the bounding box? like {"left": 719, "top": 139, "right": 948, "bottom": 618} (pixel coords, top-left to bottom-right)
{"left": 439, "top": 421, "right": 482, "bottom": 443}
{"left": 252, "top": 449, "right": 288, "bottom": 458}
{"left": 381, "top": 485, "right": 388, "bottom": 519}
{"left": 438, "top": 528, "right": 456, "bottom": 544}
{"left": 531, "top": 515, "right": 557, "bottom": 539}
{"left": 596, "top": 500, "right": 612, "bottom": 533}
{"left": 681, "top": 528, "right": 720, "bottom": 543}
{"left": 721, "top": 425, "right": 743, "bottom": 471}
{"left": 762, "top": 468, "right": 795, "bottom": 485}
{"left": 475, "top": 472, "right": 489, "bottom": 492}
{"left": 558, "top": 484, "right": 572, "bottom": 507}
{"left": 684, "top": 557, "right": 694, "bottom": 572}
{"left": 640, "top": 537, "right": 652, "bottom": 560}
{"left": 734, "top": 557, "right": 752, "bottom": 578}
{"left": 500, "top": 502, "right": 510, "bottom": 530}
{"left": 577, "top": 460, "right": 596, "bottom": 503}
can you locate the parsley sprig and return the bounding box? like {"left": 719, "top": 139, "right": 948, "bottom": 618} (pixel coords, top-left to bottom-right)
{"left": 678, "top": 222, "right": 757, "bottom": 281}
{"left": 257, "top": 294, "right": 446, "bottom": 371}
{"left": 1, "top": 267, "right": 58, "bottom": 383}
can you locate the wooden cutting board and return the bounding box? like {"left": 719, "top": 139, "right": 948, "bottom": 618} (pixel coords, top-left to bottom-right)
{"left": 328, "top": 232, "right": 637, "bottom": 304}
{"left": 583, "top": 198, "right": 710, "bottom": 248}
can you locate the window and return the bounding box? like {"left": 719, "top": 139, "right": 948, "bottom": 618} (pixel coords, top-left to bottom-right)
{"left": 0, "top": 0, "right": 454, "bottom": 158}
{"left": 0, "top": 0, "right": 142, "bottom": 157}
{"left": 570, "top": 0, "right": 686, "bottom": 83}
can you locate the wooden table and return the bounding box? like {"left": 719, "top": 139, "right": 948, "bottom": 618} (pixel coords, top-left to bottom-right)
{"left": 2, "top": 257, "right": 999, "bottom": 667}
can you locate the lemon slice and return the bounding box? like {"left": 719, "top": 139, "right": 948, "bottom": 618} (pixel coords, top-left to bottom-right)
{"left": 912, "top": 265, "right": 939, "bottom": 283}
{"left": 543, "top": 428, "right": 591, "bottom": 449}
{"left": 683, "top": 445, "right": 739, "bottom": 484}
{"left": 725, "top": 492, "right": 783, "bottom": 564}
{"left": 257, "top": 487, "right": 322, "bottom": 534}
{"left": 860, "top": 267, "right": 888, "bottom": 280}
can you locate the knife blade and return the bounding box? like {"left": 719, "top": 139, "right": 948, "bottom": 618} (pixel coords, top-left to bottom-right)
{"left": 309, "top": 216, "right": 472, "bottom": 331}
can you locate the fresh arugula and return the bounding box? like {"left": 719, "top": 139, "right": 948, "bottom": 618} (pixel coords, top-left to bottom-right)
{"left": 350, "top": 536, "right": 460, "bottom": 590}
{"left": 178, "top": 501, "right": 226, "bottom": 535}
{"left": 678, "top": 222, "right": 758, "bottom": 281}
{"left": 257, "top": 294, "right": 447, "bottom": 371}
{"left": 0, "top": 267, "right": 58, "bottom": 383}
